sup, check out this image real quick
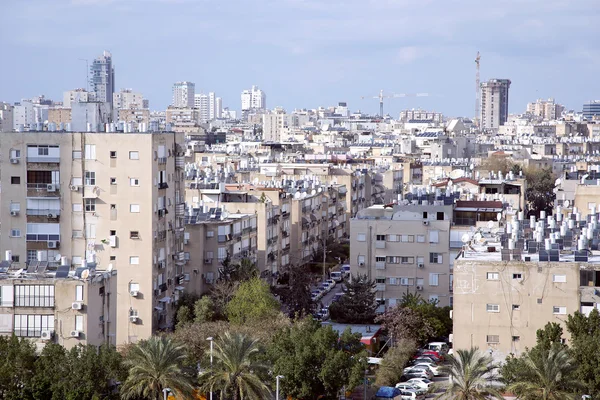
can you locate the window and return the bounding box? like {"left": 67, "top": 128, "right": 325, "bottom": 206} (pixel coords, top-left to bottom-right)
{"left": 38, "top": 146, "right": 49, "bottom": 156}
{"left": 75, "top": 315, "right": 83, "bottom": 332}
{"left": 553, "top": 274, "right": 566, "bottom": 283}
{"left": 110, "top": 151, "right": 117, "bottom": 158}
{"left": 84, "top": 171, "right": 96, "bottom": 186}
{"left": 206, "top": 231, "right": 214, "bottom": 238}
{"left": 429, "top": 294, "right": 439, "bottom": 304}
{"left": 537, "top": 298, "right": 543, "bottom": 304}
{"left": 429, "top": 273, "right": 439, "bottom": 286}
{"left": 417, "top": 235, "right": 425, "bottom": 243}
{"left": 422, "top": 211, "right": 428, "bottom": 219}
{"left": 130, "top": 178, "right": 139, "bottom": 186}
{"left": 218, "top": 247, "right": 227, "bottom": 261}
{"left": 10, "top": 229, "right": 21, "bottom": 237}
{"left": 401, "top": 235, "right": 414, "bottom": 243}
{"left": 11, "top": 176, "right": 20, "bottom": 184}
{"left": 84, "top": 198, "right": 96, "bottom": 212}
{"left": 553, "top": 306, "right": 567, "bottom": 315}
{"left": 130, "top": 256, "right": 140, "bottom": 265}
{"left": 14, "top": 285, "right": 55, "bottom": 307}
{"left": 512, "top": 273, "right": 522, "bottom": 280}
{"left": 357, "top": 233, "right": 366, "bottom": 242}
{"left": 130, "top": 204, "right": 140, "bottom": 213}
{"left": 75, "top": 285, "right": 84, "bottom": 302}
{"left": 486, "top": 304, "right": 500, "bottom": 312}
{"left": 376, "top": 235, "right": 386, "bottom": 241}
{"left": 110, "top": 177, "right": 117, "bottom": 185}
{"left": 10, "top": 149, "right": 21, "bottom": 159}
{"left": 429, "top": 230, "right": 439, "bottom": 243}
{"left": 72, "top": 230, "right": 83, "bottom": 238}
{"left": 72, "top": 151, "right": 82, "bottom": 159}
{"left": 486, "top": 335, "right": 500, "bottom": 344}
{"left": 512, "top": 304, "right": 520, "bottom": 310}
{"left": 375, "top": 256, "right": 386, "bottom": 262}
{"left": 129, "top": 151, "right": 139, "bottom": 160}
{"left": 487, "top": 272, "right": 499, "bottom": 280}
{"left": 73, "top": 203, "right": 83, "bottom": 212}
{"left": 357, "top": 255, "right": 365, "bottom": 265}
{"left": 375, "top": 277, "right": 386, "bottom": 284}
{"left": 389, "top": 277, "right": 399, "bottom": 285}
{"left": 387, "top": 256, "right": 400, "bottom": 264}
{"left": 429, "top": 253, "right": 443, "bottom": 264}
{"left": 129, "top": 283, "right": 140, "bottom": 293}
{"left": 130, "top": 231, "right": 140, "bottom": 239}
{"left": 85, "top": 224, "right": 96, "bottom": 239}
{"left": 437, "top": 211, "right": 444, "bottom": 220}
{"left": 401, "top": 257, "right": 414, "bottom": 264}
{"left": 14, "top": 315, "right": 54, "bottom": 337}
{"left": 512, "top": 336, "right": 520, "bottom": 342}
{"left": 84, "top": 144, "right": 96, "bottom": 160}
{"left": 387, "top": 234, "right": 399, "bottom": 242}
{"left": 12, "top": 255, "right": 19, "bottom": 263}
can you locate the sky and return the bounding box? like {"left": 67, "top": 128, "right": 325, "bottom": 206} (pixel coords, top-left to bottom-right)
{"left": 1, "top": 0, "right": 599, "bottom": 118}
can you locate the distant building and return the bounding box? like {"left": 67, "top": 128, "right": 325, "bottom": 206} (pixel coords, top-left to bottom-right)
{"left": 194, "top": 93, "right": 209, "bottom": 122}
{"left": 526, "top": 98, "right": 564, "bottom": 120}
{"left": 63, "top": 89, "right": 91, "bottom": 108}
{"left": 480, "top": 79, "right": 511, "bottom": 130}
{"left": 583, "top": 101, "right": 600, "bottom": 121}
{"left": 399, "top": 109, "right": 443, "bottom": 123}
{"left": 215, "top": 97, "right": 222, "bottom": 119}
{"left": 89, "top": 51, "right": 115, "bottom": 115}
{"left": 0, "top": 102, "right": 14, "bottom": 132}
{"left": 113, "top": 89, "right": 147, "bottom": 110}
{"left": 241, "top": 85, "right": 266, "bottom": 112}
{"left": 172, "top": 81, "right": 195, "bottom": 108}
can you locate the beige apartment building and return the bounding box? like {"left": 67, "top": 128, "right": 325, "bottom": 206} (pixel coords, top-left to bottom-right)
{"left": 183, "top": 210, "right": 257, "bottom": 294}
{"left": 0, "top": 269, "right": 117, "bottom": 349}
{"left": 47, "top": 107, "right": 72, "bottom": 126}
{"left": 350, "top": 203, "right": 453, "bottom": 307}
{"left": 0, "top": 131, "right": 185, "bottom": 345}
{"left": 453, "top": 258, "right": 584, "bottom": 359}
{"left": 118, "top": 108, "right": 150, "bottom": 125}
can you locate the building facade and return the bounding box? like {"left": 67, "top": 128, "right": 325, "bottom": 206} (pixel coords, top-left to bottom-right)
{"left": 480, "top": 79, "right": 511, "bottom": 130}
{"left": 89, "top": 51, "right": 115, "bottom": 113}
{"left": 241, "top": 85, "right": 266, "bottom": 112}
{"left": 583, "top": 101, "right": 600, "bottom": 121}
{"left": 172, "top": 81, "right": 195, "bottom": 108}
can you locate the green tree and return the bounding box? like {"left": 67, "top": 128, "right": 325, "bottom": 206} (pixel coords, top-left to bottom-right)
{"left": 399, "top": 293, "right": 453, "bottom": 340}
{"left": 375, "top": 339, "right": 417, "bottom": 387}
{"left": 506, "top": 345, "right": 583, "bottom": 400}
{"left": 120, "top": 336, "right": 195, "bottom": 400}
{"left": 436, "top": 347, "right": 504, "bottom": 400}
{"left": 230, "top": 258, "right": 259, "bottom": 282}
{"left": 376, "top": 305, "right": 434, "bottom": 346}
{"left": 329, "top": 273, "right": 376, "bottom": 324}
{"left": 276, "top": 263, "right": 314, "bottom": 317}
{"left": 0, "top": 335, "right": 37, "bottom": 400}
{"left": 524, "top": 166, "right": 556, "bottom": 217}
{"left": 198, "top": 332, "right": 271, "bottom": 400}
{"left": 175, "top": 305, "right": 194, "bottom": 330}
{"left": 226, "top": 277, "right": 280, "bottom": 325}
{"left": 566, "top": 309, "right": 600, "bottom": 397}
{"left": 268, "top": 318, "right": 366, "bottom": 400}
{"left": 209, "top": 280, "right": 238, "bottom": 319}
{"left": 194, "top": 296, "right": 216, "bottom": 324}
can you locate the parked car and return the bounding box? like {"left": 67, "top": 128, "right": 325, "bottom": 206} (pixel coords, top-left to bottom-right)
{"left": 341, "top": 264, "right": 351, "bottom": 277}
{"left": 317, "top": 307, "right": 329, "bottom": 320}
{"left": 403, "top": 367, "right": 433, "bottom": 380}
{"left": 311, "top": 290, "right": 322, "bottom": 301}
{"left": 332, "top": 292, "right": 344, "bottom": 302}
{"left": 411, "top": 362, "right": 440, "bottom": 376}
{"left": 375, "top": 386, "right": 402, "bottom": 400}
{"left": 326, "top": 279, "right": 336, "bottom": 289}
{"left": 395, "top": 383, "right": 426, "bottom": 396}
{"left": 409, "top": 358, "right": 437, "bottom": 367}
{"left": 425, "top": 342, "right": 449, "bottom": 355}
{"left": 399, "top": 389, "right": 425, "bottom": 400}
{"left": 406, "top": 378, "right": 434, "bottom": 392}
{"left": 330, "top": 271, "right": 343, "bottom": 282}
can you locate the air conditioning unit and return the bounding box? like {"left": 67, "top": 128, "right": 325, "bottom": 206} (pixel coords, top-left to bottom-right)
{"left": 70, "top": 330, "right": 81, "bottom": 338}
{"left": 72, "top": 302, "right": 83, "bottom": 310}
{"left": 10, "top": 158, "right": 19, "bottom": 164}
{"left": 10, "top": 210, "right": 19, "bottom": 216}
{"left": 418, "top": 263, "right": 424, "bottom": 269}
{"left": 70, "top": 185, "right": 80, "bottom": 192}
{"left": 47, "top": 241, "right": 58, "bottom": 249}
{"left": 130, "top": 290, "right": 139, "bottom": 297}
{"left": 129, "top": 315, "right": 139, "bottom": 323}
{"left": 416, "top": 285, "right": 424, "bottom": 291}
{"left": 204, "top": 258, "right": 212, "bottom": 264}
{"left": 359, "top": 262, "right": 365, "bottom": 267}
{"left": 423, "top": 221, "right": 429, "bottom": 226}
{"left": 47, "top": 213, "right": 56, "bottom": 219}
{"left": 47, "top": 184, "right": 56, "bottom": 192}
{"left": 40, "top": 330, "right": 53, "bottom": 340}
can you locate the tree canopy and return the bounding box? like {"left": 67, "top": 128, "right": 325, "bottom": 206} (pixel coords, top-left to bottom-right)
{"left": 329, "top": 273, "right": 377, "bottom": 324}
{"left": 226, "top": 277, "right": 281, "bottom": 324}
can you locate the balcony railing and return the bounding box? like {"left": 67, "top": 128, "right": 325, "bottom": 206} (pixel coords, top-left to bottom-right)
{"left": 26, "top": 234, "right": 60, "bottom": 242}
{"left": 375, "top": 261, "right": 386, "bottom": 270}
{"left": 27, "top": 209, "right": 61, "bottom": 217}
{"left": 158, "top": 157, "right": 167, "bottom": 164}
{"left": 27, "top": 156, "right": 60, "bottom": 163}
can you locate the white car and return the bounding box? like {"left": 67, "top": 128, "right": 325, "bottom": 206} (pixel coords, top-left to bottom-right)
{"left": 407, "top": 378, "right": 434, "bottom": 392}
{"left": 411, "top": 362, "right": 440, "bottom": 376}
{"left": 395, "top": 383, "right": 425, "bottom": 396}
{"left": 403, "top": 367, "right": 433, "bottom": 380}
{"left": 399, "top": 390, "right": 424, "bottom": 400}
{"left": 326, "top": 279, "right": 336, "bottom": 289}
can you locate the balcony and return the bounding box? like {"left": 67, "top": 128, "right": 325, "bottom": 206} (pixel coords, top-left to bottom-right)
{"left": 282, "top": 210, "right": 290, "bottom": 218}
{"left": 26, "top": 234, "right": 60, "bottom": 242}
{"left": 376, "top": 283, "right": 386, "bottom": 292}
{"left": 158, "top": 182, "right": 169, "bottom": 190}
{"left": 175, "top": 156, "right": 185, "bottom": 169}
{"left": 27, "top": 156, "right": 60, "bottom": 163}
{"left": 27, "top": 208, "right": 61, "bottom": 217}
{"left": 158, "top": 157, "right": 167, "bottom": 164}
{"left": 375, "top": 241, "right": 386, "bottom": 249}
{"left": 27, "top": 183, "right": 60, "bottom": 197}
{"left": 375, "top": 261, "right": 386, "bottom": 270}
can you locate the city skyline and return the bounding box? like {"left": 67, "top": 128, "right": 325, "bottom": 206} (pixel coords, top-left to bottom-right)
{"left": 1, "top": 0, "right": 599, "bottom": 117}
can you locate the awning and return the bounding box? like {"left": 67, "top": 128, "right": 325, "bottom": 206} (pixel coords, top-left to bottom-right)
{"left": 154, "top": 305, "right": 164, "bottom": 311}
{"left": 159, "top": 296, "right": 171, "bottom": 303}
{"left": 302, "top": 217, "right": 309, "bottom": 224}
{"left": 310, "top": 214, "right": 318, "bottom": 222}
{"left": 368, "top": 357, "right": 383, "bottom": 365}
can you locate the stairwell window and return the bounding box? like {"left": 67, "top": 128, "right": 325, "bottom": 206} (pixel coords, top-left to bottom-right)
{"left": 553, "top": 306, "right": 567, "bottom": 315}
{"left": 129, "top": 151, "right": 139, "bottom": 160}
{"left": 84, "top": 199, "right": 96, "bottom": 212}
{"left": 486, "top": 304, "right": 500, "bottom": 312}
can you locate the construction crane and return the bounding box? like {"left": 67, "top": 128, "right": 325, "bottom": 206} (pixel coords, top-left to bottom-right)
{"left": 361, "top": 90, "right": 429, "bottom": 118}
{"left": 475, "top": 51, "right": 481, "bottom": 127}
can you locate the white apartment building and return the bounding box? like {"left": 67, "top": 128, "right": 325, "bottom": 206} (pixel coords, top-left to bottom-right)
{"left": 215, "top": 97, "right": 222, "bottom": 119}
{"left": 63, "top": 89, "right": 91, "bottom": 109}
{"left": 194, "top": 94, "right": 209, "bottom": 122}
{"left": 480, "top": 79, "right": 511, "bottom": 130}
{"left": 241, "top": 85, "right": 266, "bottom": 112}
{"left": 526, "top": 98, "right": 565, "bottom": 120}
{"left": 0, "top": 131, "right": 186, "bottom": 345}
{"left": 209, "top": 92, "right": 216, "bottom": 120}
{"left": 0, "top": 102, "right": 13, "bottom": 133}
{"left": 172, "top": 81, "right": 195, "bottom": 108}
{"left": 262, "top": 110, "right": 292, "bottom": 142}
{"left": 113, "top": 89, "right": 147, "bottom": 110}
{"left": 350, "top": 203, "right": 453, "bottom": 307}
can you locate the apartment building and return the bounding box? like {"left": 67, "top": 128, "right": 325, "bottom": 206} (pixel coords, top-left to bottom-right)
{"left": 183, "top": 209, "right": 257, "bottom": 294}
{"left": 480, "top": 79, "right": 511, "bottom": 130}
{"left": 118, "top": 108, "right": 150, "bottom": 125}
{"left": 0, "top": 102, "right": 14, "bottom": 133}
{"left": 350, "top": 202, "right": 453, "bottom": 307}
{"left": 47, "top": 107, "right": 72, "bottom": 126}
{"left": 172, "top": 81, "right": 195, "bottom": 108}
{"left": 0, "top": 130, "right": 185, "bottom": 345}
{"left": 290, "top": 191, "right": 328, "bottom": 269}
{"left": 0, "top": 264, "right": 117, "bottom": 349}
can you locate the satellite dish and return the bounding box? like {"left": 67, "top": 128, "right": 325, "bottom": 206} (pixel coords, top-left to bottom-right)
{"left": 474, "top": 233, "right": 483, "bottom": 242}
{"left": 449, "top": 169, "right": 465, "bottom": 179}
{"left": 293, "top": 192, "right": 301, "bottom": 200}
{"left": 555, "top": 178, "right": 562, "bottom": 187}
{"left": 55, "top": 254, "right": 62, "bottom": 261}
{"left": 311, "top": 189, "right": 316, "bottom": 195}
{"left": 564, "top": 200, "right": 570, "bottom": 208}
{"left": 13, "top": 269, "right": 24, "bottom": 276}
{"left": 107, "top": 263, "right": 114, "bottom": 272}
{"left": 461, "top": 234, "right": 470, "bottom": 243}
{"left": 488, "top": 220, "right": 495, "bottom": 229}
{"left": 81, "top": 269, "right": 90, "bottom": 280}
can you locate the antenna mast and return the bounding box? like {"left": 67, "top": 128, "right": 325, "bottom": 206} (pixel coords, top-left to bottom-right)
{"left": 475, "top": 51, "right": 481, "bottom": 127}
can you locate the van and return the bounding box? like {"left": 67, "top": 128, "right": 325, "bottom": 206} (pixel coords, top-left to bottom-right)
{"left": 426, "top": 342, "right": 449, "bottom": 354}
{"left": 330, "top": 271, "right": 343, "bottom": 282}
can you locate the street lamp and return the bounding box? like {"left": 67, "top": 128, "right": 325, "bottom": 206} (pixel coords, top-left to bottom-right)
{"left": 276, "top": 375, "right": 284, "bottom": 400}
{"left": 162, "top": 388, "right": 171, "bottom": 400}
{"left": 206, "top": 337, "right": 214, "bottom": 400}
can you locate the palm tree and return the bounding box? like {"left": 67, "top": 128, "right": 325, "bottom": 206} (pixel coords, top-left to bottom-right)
{"left": 198, "top": 332, "right": 271, "bottom": 400}
{"left": 506, "top": 345, "right": 583, "bottom": 400}
{"left": 120, "top": 336, "right": 195, "bottom": 400}
{"left": 436, "top": 347, "right": 504, "bottom": 400}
